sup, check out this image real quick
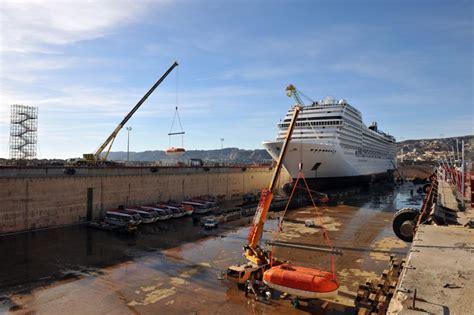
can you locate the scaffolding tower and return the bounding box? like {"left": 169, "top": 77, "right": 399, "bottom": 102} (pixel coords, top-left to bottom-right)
{"left": 9, "top": 105, "right": 38, "bottom": 160}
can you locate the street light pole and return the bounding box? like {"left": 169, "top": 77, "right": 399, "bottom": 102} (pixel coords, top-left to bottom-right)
{"left": 126, "top": 127, "right": 132, "bottom": 162}
{"left": 220, "top": 138, "right": 224, "bottom": 166}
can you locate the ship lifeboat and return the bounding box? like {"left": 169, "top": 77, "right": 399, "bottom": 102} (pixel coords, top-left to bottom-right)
{"left": 166, "top": 147, "right": 185, "bottom": 156}
{"left": 263, "top": 264, "right": 339, "bottom": 299}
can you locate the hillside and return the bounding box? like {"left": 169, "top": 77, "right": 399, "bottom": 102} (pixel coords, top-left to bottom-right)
{"left": 107, "top": 148, "right": 272, "bottom": 163}
{"left": 105, "top": 135, "right": 473, "bottom": 164}
{"left": 397, "top": 135, "right": 473, "bottom": 162}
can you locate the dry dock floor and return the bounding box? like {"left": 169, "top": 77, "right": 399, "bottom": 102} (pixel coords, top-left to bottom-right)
{"left": 1, "top": 183, "right": 423, "bottom": 314}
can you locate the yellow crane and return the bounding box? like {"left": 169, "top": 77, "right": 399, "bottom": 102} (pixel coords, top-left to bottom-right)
{"left": 226, "top": 85, "right": 303, "bottom": 285}
{"left": 78, "top": 61, "right": 179, "bottom": 165}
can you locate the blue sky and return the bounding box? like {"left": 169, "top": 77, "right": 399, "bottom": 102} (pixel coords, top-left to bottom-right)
{"left": 0, "top": 0, "right": 472, "bottom": 159}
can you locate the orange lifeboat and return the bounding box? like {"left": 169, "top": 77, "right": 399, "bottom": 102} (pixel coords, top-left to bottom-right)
{"left": 166, "top": 147, "right": 185, "bottom": 156}
{"left": 263, "top": 264, "right": 339, "bottom": 299}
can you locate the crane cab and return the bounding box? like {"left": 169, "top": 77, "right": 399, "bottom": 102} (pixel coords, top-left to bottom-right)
{"left": 226, "top": 262, "right": 265, "bottom": 285}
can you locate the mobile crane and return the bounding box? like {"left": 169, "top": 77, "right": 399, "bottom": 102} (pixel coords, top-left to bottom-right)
{"left": 226, "top": 85, "right": 303, "bottom": 285}
{"left": 75, "top": 61, "right": 178, "bottom": 165}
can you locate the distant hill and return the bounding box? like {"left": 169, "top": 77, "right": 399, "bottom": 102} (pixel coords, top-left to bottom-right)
{"left": 107, "top": 148, "right": 272, "bottom": 163}
{"left": 397, "top": 135, "right": 473, "bottom": 162}
{"left": 106, "top": 135, "right": 473, "bottom": 164}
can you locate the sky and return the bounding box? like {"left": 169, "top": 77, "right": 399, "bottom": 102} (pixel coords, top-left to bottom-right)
{"left": 0, "top": 0, "right": 472, "bottom": 159}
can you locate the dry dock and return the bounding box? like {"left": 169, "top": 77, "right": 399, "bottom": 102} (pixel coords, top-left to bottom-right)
{"left": 0, "top": 166, "right": 289, "bottom": 234}
{"left": 0, "top": 182, "right": 423, "bottom": 314}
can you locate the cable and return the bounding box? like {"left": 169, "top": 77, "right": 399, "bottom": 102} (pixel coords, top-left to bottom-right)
{"left": 275, "top": 170, "right": 338, "bottom": 280}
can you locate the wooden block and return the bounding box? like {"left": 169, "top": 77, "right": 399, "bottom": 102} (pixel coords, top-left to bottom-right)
{"left": 369, "top": 293, "right": 376, "bottom": 302}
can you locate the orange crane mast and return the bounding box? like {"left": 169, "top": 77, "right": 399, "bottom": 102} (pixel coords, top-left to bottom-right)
{"left": 226, "top": 85, "right": 303, "bottom": 284}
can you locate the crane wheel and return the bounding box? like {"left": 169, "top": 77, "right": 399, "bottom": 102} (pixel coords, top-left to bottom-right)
{"left": 292, "top": 298, "right": 300, "bottom": 309}
{"left": 253, "top": 269, "right": 263, "bottom": 281}
{"left": 393, "top": 208, "right": 419, "bottom": 242}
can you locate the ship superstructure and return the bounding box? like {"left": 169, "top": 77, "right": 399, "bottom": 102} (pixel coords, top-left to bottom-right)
{"left": 263, "top": 97, "right": 397, "bottom": 189}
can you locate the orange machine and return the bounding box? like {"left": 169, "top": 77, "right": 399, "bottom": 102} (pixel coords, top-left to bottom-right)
{"left": 226, "top": 85, "right": 302, "bottom": 285}
{"left": 227, "top": 85, "right": 339, "bottom": 305}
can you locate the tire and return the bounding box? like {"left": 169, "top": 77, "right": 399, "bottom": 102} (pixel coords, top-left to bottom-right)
{"left": 282, "top": 182, "right": 293, "bottom": 195}
{"left": 393, "top": 208, "right": 419, "bottom": 242}
{"left": 292, "top": 299, "right": 300, "bottom": 309}
{"left": 63, "top": 168, "right": 76, "bottom": 175}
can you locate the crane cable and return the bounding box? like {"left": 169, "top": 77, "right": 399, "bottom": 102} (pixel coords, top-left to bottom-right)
{"left": 168, "top": 68, "right": 184, "bottom": 147}
{"left": 272, "top": 168, "right": 337, "bottom": 280}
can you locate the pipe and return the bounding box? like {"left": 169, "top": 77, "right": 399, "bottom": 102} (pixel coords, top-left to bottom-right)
{"left": 266, "top": 241, "right": 343, "bottom": 255}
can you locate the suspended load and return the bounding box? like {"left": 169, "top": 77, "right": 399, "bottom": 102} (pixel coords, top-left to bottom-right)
{"left": 166, "top": 147, "right": 185, "bottom": 156}
{"left": 263, "top": 264, "right": 339, "bottom": 299}
{"left": 166, "top": 106, "right": 186, "bottom": 156}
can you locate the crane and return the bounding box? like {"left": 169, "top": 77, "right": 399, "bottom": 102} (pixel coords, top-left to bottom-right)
{"left": 226, "top": 85, "right": 303, "bottom": 285}
{"left": 80, "top": 61, "right": 179, "bottom": 165}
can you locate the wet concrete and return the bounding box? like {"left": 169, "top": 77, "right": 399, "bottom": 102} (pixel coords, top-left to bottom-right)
{"left": 0, "top": 182, "right": 425, "bottom": 314}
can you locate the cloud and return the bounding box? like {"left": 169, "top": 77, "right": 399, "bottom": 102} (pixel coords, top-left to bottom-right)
{"left": 0, "top": 0, "right": 159, "bottom": 54}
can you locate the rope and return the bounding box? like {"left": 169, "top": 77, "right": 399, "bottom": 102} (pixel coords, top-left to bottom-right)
{"left": 274, "top": 170, "right": 337, "bottom": 280}
{"left": 300, "top": 171, "right": 336, "bottom": 279}
{"left": 168, "top": 107, "right": 185, "bottom": 147}
{"left": 168, "top": 68, "right": 185, "bottom": 147}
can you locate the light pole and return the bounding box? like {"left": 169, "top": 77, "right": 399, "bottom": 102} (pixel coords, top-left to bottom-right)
{"left": 220, "top": 138, "right": 224, "bottom": 166}
{"left": 126, "top": 127, "right": 132, "bottom": 162}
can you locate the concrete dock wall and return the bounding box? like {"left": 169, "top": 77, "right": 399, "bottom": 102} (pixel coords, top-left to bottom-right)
{"left": 396, "top": 164, "right": 434, "bottom": 179}
{"left": 0, "top": 166, "right": 290, "bottom": 234}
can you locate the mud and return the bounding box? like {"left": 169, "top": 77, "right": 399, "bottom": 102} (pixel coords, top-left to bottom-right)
{"left": 0, "top": 182, "right": 425, "bottom": 314}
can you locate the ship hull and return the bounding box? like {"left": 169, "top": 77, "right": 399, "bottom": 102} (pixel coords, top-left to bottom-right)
{"left": 263, "top": 140, "right": 395, "bottom": 191}
{"left": 296, "top": 172, "right": 393, "bottom": 191}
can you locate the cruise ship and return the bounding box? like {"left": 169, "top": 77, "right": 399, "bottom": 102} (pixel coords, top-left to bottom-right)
{"left": 263, "top": 97, "right": 397, "bottom": 190}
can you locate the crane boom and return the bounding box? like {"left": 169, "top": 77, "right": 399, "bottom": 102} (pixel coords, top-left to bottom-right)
{"left": 226, "top": 85, "right": 304, "bottom": 285}
{"left": 83, "top": 61, "right": 179, "bottom": 162}
{"left": 244, "top": 91, "right": 302, "bottom": 265}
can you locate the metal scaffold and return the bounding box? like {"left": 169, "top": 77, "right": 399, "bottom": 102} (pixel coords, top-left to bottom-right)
{"left": 9, "top": 104, "right": 38, "bottom": 160}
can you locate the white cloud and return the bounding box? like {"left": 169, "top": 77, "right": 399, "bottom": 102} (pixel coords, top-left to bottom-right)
{"left": 0, "top": 0, "right": 159, "bottom": 53}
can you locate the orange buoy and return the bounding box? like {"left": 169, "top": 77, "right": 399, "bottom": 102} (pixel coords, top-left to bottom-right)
{"left": 263, "top": 264, "right": 339, "bottom": 299}
{"left": 166, "top": 147, "right": 185, "bottom": 156}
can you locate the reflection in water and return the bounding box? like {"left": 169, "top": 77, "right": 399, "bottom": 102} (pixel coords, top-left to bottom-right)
{"left": 342, "top": 182, "right": 424, "bottom": 212}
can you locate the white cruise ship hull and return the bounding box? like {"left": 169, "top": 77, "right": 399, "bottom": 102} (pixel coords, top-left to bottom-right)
{"left": 263, "top": 140, "right": 395, "bottom": 190}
